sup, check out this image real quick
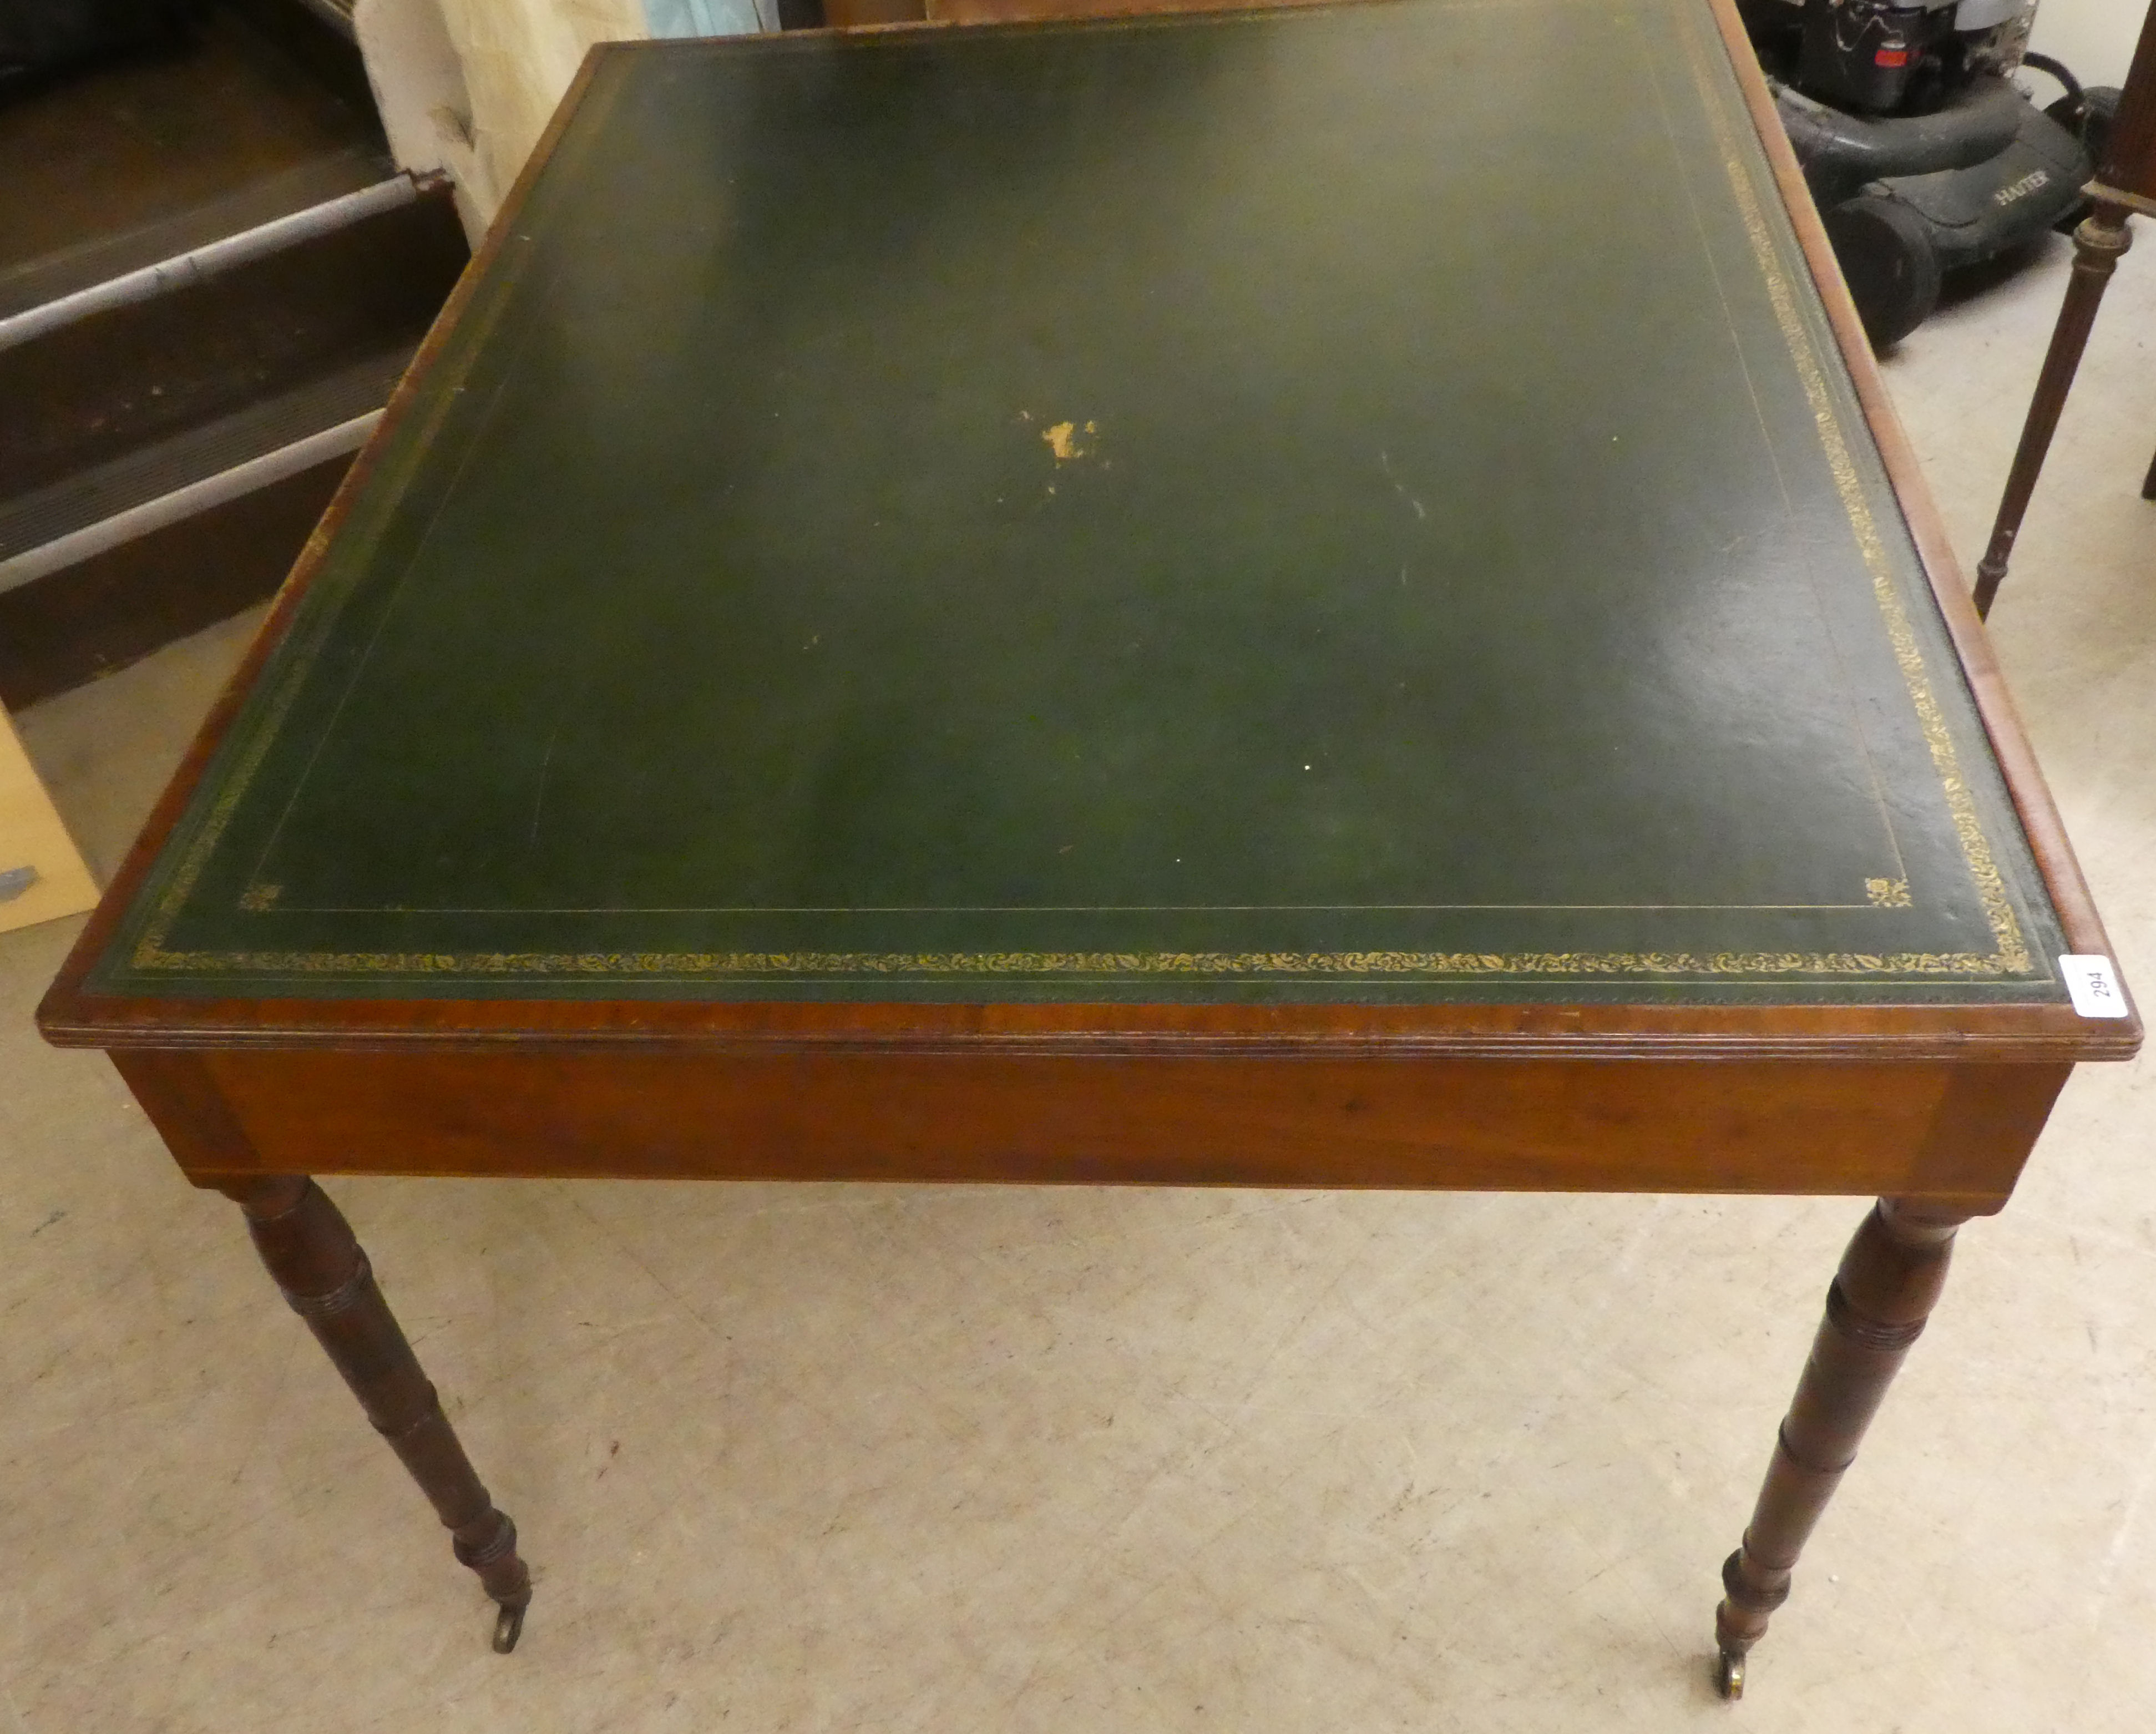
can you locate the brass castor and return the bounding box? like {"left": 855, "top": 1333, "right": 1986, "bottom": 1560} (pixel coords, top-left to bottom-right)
{"left": 1715, "top": 1648, "right": 1745, "bottom": 1701}
{"left": 493, "top": 1602, "right": 527, "bottom": 1654}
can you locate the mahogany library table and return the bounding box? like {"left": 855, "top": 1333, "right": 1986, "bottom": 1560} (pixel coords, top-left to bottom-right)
{"left": 38, "top": 0, "right": 2143, "bottom": 1699}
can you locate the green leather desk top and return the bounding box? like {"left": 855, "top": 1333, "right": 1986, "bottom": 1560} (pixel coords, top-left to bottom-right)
{"left": 83, "top": 0, "right": 2084, "bottom": 1007}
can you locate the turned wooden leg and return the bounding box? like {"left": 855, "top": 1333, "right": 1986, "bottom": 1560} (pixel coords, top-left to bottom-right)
{"left": 1973, "top": 205, "right": 2133, "bottom": 618}
{"left": 1710, "top": 1197, "right": 1971, "bottom": 1700}
{"left": 219, "top": 1175, "right": 534, "bottom": 1651}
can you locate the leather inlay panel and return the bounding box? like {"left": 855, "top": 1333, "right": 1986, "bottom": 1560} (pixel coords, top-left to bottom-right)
{"left": 82, "top": 2, "right": 2073, "bottom": 1003}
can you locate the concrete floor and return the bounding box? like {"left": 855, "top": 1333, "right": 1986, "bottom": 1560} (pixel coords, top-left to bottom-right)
{"left": 4, "top": 232, "right": 2153, "bottom": 1732}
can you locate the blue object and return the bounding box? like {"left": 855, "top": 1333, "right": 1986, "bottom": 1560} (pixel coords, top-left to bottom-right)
{"left": 643, "top": 0, "right": 767, "bottom": 39}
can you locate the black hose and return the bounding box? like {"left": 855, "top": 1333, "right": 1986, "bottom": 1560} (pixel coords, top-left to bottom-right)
{"left": 1773, "top": 77, "right": 2030, "bottom": 205}
{"left": 2021, "top": 52, "right": 2083, "bottom": 110}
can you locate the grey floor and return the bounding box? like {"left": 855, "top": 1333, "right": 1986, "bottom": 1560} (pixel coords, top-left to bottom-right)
{"left": 4, "top": 233, "right": 2153, "bottom": 1733}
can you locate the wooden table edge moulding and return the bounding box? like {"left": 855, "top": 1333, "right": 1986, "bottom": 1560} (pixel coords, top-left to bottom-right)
{"left": 37, "top": 0, "right": 2143, "bottom": 1701}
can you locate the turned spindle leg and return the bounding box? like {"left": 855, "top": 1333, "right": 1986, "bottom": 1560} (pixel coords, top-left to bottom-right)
{"left": 1711, "top": 1197, "right": 1971, "bottom": 1700}
{"left": 219, "top": 1175, "right": 534, "bottom": 1651}
{"left": 1973, "top": 205, "right": 2133, "bottom": 618}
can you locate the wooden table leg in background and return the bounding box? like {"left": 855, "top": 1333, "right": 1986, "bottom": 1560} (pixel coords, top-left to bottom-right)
{"left": 217, "top": 1176, "right": 535, "bottom": 1652}
{"left": 1712, "top": 1197, "right": 1972, "bottom": 1699}
{"left": 1973, "top": 205, "right": 2134, "bottom": 618}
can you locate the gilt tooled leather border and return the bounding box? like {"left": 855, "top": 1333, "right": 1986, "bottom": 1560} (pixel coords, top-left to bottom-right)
{"left": 117, "top": 2, "right": 2042, "bottom": 989}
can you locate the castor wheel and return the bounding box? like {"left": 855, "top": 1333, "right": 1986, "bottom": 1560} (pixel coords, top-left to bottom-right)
{"left": 1715, "top": 1648, "right": 1745, "bottom": 1701}
{"left": 493, "top": 1601, "right": 527, "bottom": 1654}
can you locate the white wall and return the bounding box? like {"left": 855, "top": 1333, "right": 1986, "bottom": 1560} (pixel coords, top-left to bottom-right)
{"left": 360, "top": 0, "right": 771, "bottom": 236}
{"left": 357, "top": 0, "right": 647, "bottom": 233}
{"left": 2030, "top": 0, "right": 2148, "bottom": 87}
{"left": 355, "top": 0, "right": 497, "bottom": 238}
{"left": 433, "top": 0, "right": 649, "bottom": 221}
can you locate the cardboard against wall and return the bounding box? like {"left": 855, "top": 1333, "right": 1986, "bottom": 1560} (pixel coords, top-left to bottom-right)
{"left": 0, "top": 706, "right": 98, "bottom": 936}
